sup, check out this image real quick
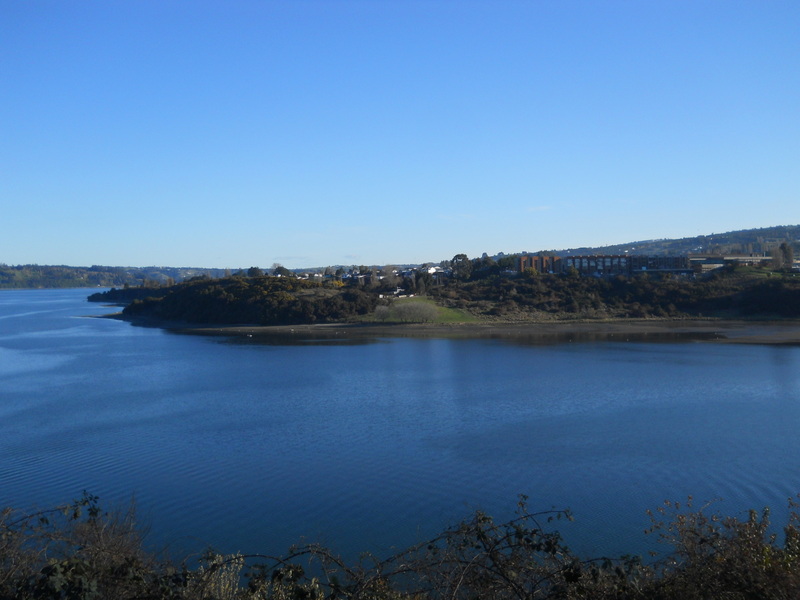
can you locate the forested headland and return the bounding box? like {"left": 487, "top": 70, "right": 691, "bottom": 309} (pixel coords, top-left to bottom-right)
{"left": 88, "top": 264, "right": 800, "bottom": 327}
{"left": 96, "top": 275, "right": 381, "bottom": 326}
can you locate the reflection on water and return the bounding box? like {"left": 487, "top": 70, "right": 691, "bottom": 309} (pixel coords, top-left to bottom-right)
{"left": 496, "top": 330, "right": 725, "bottom": 346}
{"left": 223, "top": 334, "right": 381, "bottom": 347}
{"left": 1, "top": 289, "right": 800, "bottom": 563}
{"left": 193, "top": 327, "right": 725, "bottom": 348}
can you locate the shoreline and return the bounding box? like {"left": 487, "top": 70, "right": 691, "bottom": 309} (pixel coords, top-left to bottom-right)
{"left": 103, "top": 313, "right": 800, "bottom": 345}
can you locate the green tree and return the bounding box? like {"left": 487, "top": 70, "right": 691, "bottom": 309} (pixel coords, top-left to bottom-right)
{"left": 393, "top": 300, "right": 439, "bottom": 322}
{"left": 470, "top": 254, "right": 498, "bottom": 279}
{"left": 780, "top": 242, "right": 795, "bottom": 269}
{"left": 415, "top": 270, "right": 433, "bottom": 294}
{"left": 380, "top": 265, "right": 400, "bottom": 289}
{"left": 496, "top": 255, "right": 516, "bottom": 271}
{"left": 451, "top": 253, "right": 473, "bottom": 280}
{"left": 523, "top": 267, "right": 539, "bottom": 279}
{"left": 273, "top": 265, "right": 294, "bottom": 278}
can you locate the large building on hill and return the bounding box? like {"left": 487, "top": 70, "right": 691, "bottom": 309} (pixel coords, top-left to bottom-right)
{"left": 518, "top": 255, "right": 561, "bottom": 273}
{"left": 687, "top": 254, "right": 770, "bottom": 273}
{"left": 518, "top": 254, "right": 692, "bottom": 277}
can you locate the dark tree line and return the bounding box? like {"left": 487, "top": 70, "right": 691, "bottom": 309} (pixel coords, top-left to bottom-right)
{"left": 116, "top": 275, "right": 380, "bottom": 325}
{"left": 431, "top": 266, "right": 800, "bottom": 320}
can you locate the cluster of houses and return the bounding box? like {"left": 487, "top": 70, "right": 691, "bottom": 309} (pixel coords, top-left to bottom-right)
{"left": 278, "top": 251, "right": 794, "bottom": 285}
{"left": 289, "top": 265, "right": 447, "bottom": 286}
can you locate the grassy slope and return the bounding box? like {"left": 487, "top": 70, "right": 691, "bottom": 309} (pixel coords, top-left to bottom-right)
{"left": 360, "top": 296, "right": 481, "bottom": 324}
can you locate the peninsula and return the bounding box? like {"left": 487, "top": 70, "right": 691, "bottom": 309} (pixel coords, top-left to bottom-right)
{"left": 89, "top": 255, "right": 800, "bottom": 345}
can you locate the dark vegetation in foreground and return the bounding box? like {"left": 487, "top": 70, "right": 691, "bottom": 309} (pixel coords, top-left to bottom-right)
{"left": 5, "top": 494, "right": 800, "bottom": 599}
{"left": 88, "top": 265, "right": 800, "bottom": 327}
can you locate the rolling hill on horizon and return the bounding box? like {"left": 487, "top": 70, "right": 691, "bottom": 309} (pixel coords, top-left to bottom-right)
{"left": 2, "top": 224, "right": 798, "bottom": 289}
{"left": 528, "top": 224, "right": 800, "bottom": 259}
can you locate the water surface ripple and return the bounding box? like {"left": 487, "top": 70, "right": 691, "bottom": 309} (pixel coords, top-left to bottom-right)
{"left": 1, "top": 289, "right": 800, "bottom": 560}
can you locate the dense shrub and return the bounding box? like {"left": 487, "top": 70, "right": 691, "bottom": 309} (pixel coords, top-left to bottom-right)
{"left": 120, "top": 276, "right": 379, "bottom": 326}
{"left": 5, "top": 494, "right": 800, "bottom": 599}
{"left": 430, "top": 271, "right": 800, "bottom": 320}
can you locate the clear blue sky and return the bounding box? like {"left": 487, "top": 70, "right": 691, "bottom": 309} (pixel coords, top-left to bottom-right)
{"left": 2, "top": 1, "right": 798, "bottom": 269}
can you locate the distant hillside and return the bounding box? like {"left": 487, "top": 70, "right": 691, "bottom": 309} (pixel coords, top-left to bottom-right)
{"left": 0, "top": 264, "right": 231, "bottom": 289}
{"left": 4, "top": 225, "right": 799, "bottom": 289}
{"left": 538, "top": 225, "right": 800, "bottom": 257}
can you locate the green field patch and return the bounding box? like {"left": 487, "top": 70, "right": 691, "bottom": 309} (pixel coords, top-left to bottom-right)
{"left": 372, "top": 296, "right": 479, "bottom": 324}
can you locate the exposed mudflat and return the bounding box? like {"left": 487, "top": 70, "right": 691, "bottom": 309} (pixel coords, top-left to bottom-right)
{"left": 116, "top": 317, "right": 800, "bottom": 346}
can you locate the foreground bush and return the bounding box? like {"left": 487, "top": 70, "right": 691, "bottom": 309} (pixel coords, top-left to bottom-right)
{"left": 4, "top": 494, "right": 800, "bottom": 599}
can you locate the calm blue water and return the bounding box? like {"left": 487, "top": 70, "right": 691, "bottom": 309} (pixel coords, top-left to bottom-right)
{"left": 2, "top": 288, "right": 800, "bottom": 561}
